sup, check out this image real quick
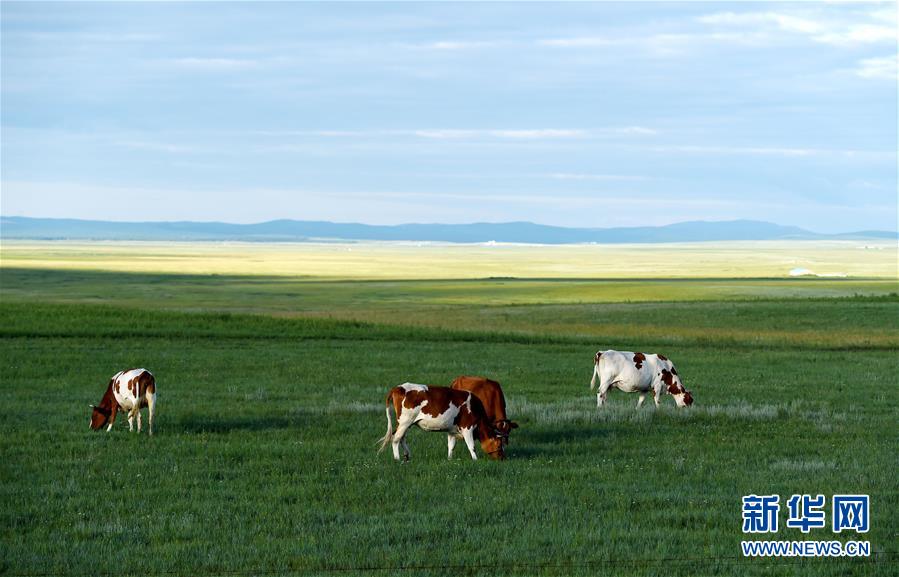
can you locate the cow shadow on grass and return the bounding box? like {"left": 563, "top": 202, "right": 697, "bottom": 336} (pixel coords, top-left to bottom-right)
{"left": 506, "top": 425, "right": 612, "bottom": 459}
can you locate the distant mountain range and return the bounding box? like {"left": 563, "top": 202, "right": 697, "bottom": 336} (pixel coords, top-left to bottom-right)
{"left": 1, "top": 216, "right": 896, "bottom": 244}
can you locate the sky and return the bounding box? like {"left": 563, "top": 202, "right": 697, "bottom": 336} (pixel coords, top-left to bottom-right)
{"left": 1, "top": 1, "right": 897, "bottom": 232}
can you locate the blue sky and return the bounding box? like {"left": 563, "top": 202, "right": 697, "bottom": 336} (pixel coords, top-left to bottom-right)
{"left": 2, "top": 1, "right": 897, "bottom": 232}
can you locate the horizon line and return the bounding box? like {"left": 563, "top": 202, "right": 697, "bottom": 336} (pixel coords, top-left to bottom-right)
{"left": 2, "top": 214, "right": 897, "bottom": 236}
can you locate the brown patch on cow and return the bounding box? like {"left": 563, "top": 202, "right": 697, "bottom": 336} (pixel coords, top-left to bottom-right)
{"left": 660, "top": 369, "right": 674, "bottom": 387}
{"left": 480, "top": 436, "right": 504, "bottom": 459}
{"left": 661, "top": 369, "right": 683, "bottom": 394}
{"left": 402, "top": 387, "right": 452, "bottom": 418}
{"left": 455, "top": 392, "right": 479, "bottom": 429}
{"left": 387, "top": 387, "right": 406, "bottom": 421}
{"left": 402, "top": 390, "right": 427, "bottom": 409}
{"left": 671, "top": 366, "right": 678, "bottom": 376}
{"left": 657, "top": 354, "right": 668, "bottom": 361}
{"left": 633, "top": 353, "right": 646, "bottom": 369}
{"left": 683, "top": 391, "right": 694, "bottom": 406}
{"left": 137, "top": 371, "right": 155, "bottom": 397}
{"left": 90, "top": 378, "right": 120, "bottom": 430}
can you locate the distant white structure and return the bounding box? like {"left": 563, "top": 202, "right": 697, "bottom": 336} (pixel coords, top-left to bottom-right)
{"left": 789, "top": 268, "right": 848, "bottom": 278}
{"left": 789, "top": 268, "right": 815, "bottom": 277}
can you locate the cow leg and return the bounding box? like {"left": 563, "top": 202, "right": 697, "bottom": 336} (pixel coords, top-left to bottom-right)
{"left": 127, "top": 409, "right": 136, "bottom": 432}
{"left": 400, "top": 437, "right": 411, "bottom": 462}
{"left": 461, "top": 428, "right": 478, "bottom": 460}
{"left": 597, "top": 382, "right": 611, "bottom": 408}
{"left": 637, "top": 394, "right": 646, "bottom": 409}
{"left": 392, "top": 422, "right": 412, "bottom": 462}
{"left": 136, "top": 408, "right": 143, "bottom": 433}
{"left": 105, "top": 405, "right": 118, "bottom": 432}
{"left": 147, "top": 391, "right": 156, "bottom": 436}
{"left": 447, "top": 434, "right": 457, "bottom": 460}
{"left": 653, "top": 388, "right": 661, "bottom": 408}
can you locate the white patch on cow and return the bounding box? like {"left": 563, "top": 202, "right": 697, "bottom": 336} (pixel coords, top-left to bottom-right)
{"left": 458, "top": 427, "right": 478, "bottom": 460}
{"left": 112, "top": 368, "right": 146, "bottom": 410}
{"left": 399, "top": 382, "right": 428, "bottom": 393}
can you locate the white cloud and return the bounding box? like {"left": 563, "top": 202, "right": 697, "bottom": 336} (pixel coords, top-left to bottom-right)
{"left": 815, "top": 24, "right": 897, "bottom": 46}
{"left": 856, "top": 54, "right": 898, "bottom": 79}
{"left": 699, "top": 12, "right": 824, "bottom": 34}
{"left": 410, "top": 129, "right": 479, "bottom": 139}
{"left": 698, "top": 9, "right": 897, "bottom": 47}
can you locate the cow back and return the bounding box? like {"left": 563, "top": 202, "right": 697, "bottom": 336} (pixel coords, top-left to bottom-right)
{"left": 451, "top": 376, "right": 507, "bottom": 422}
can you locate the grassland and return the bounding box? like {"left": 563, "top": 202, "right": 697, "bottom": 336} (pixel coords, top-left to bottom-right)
{"left": 1, "top": 241, "right": 897, "bottom": 576}
{"left": 3, "top": 238, "right": 897, "bottom": 278}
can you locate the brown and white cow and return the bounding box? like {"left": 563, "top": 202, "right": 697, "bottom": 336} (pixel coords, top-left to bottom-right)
{"left": 590, "top": 350, "right": 693, "bottom": 408}
{"left": 89, "top": 368, "right": 157, "bottom": 434}
{"left": 451, "top": 376, "right": 518, "bottom": 444}
{"left": 377, "top": 383, "right": 505, "bottom": 461}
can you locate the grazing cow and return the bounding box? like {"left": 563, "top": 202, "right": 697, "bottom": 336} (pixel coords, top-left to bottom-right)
{"left": 451, "top": 376, "right": 518, "bottom": 444}
{"left": 377, "top": 383, "right": 505, "bottom": 462}
{"left": 89, "top": 368, "right": 157, "bottom": 434}
{"left": 590, "top": 350, "right": 693, "bottom": 408}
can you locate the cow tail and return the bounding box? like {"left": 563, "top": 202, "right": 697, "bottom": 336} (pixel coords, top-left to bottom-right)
{"left": 590, "top": 355, "right": 602, "bottom": 390}
{"left": 590, "top": 365, "right": 599, "bottom": 390}
{"left": 377, "top": 391, "right": 395, "bottom": 452}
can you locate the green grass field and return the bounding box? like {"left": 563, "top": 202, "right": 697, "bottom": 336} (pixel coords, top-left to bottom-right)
{"left": 1, "top": 241, "right": 897, "bottom": 576}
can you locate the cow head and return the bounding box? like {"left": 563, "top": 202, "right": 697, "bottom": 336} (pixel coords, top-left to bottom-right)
{"left": 661, "top": 368, "right": 694, "bottom": 408}
{"left": 481, "top": 436, "right": 505, "bottom": 460}
{"left": 89, "top": 404, "right": 111, "bottom": 430}
{"left": 493, "top": 419, "right": 519, "bottom": 445}
{"left": 479, "top": 425, "right": 507, "bottom": 460}
{"left": 672, "top": 388, "right": 694, "bottom": 407}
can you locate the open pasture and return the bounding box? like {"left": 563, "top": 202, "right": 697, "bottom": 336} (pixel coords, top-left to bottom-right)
{"left": 1, "top": 241, "right": 897, "bottom": 576}
{"left": 3, "top": 238, "right": 897, "bottom": 279}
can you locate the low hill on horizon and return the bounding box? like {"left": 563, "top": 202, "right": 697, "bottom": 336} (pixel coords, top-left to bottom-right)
{"left": 1, "top": 216, "right": 895, "bottom": 244}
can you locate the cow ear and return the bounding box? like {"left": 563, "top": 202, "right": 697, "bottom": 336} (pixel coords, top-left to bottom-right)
{"left": 509, "top": 421, "right": 519, "bottom": 429}
{"left": 89, "top": 404, "right": 95, "bottom": 409}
